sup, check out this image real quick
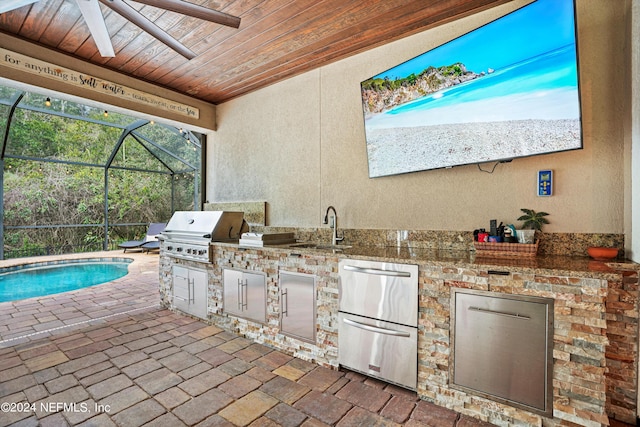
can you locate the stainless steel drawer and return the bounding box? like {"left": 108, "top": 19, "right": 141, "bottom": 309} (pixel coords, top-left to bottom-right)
{"left": 452, "top": 289, "right": 553, "bottom": 416}
{"left": 338, "top": 260, "right": 418, "bottom": 326}
{"left": 338, "top": 312, "right": 417, "bottom": 390}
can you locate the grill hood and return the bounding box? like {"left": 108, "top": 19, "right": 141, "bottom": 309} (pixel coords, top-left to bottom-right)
{"left": 162, "top": 211, "right": 245, "bottom": 242}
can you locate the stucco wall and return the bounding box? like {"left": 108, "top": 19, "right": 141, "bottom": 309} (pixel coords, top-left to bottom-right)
{"left": 208, "top": 0, "right": 630, "bottom": 235}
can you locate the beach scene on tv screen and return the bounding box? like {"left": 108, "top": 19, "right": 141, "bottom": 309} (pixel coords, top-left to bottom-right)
{"left": 361, "top": 0, "right": 582, "bottom": 177}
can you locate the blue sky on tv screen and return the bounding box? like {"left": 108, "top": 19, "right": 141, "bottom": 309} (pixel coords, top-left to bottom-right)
{"left": 373, "top": 0, "right": 576, "bottom": 80}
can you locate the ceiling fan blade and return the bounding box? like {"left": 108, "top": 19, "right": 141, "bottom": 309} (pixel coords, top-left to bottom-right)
{"left": 75, "top": 0, "right": 116, "bottom": 57}
{"left": 131, "top": 0, "right": 240, "bottom": 28}
{"left": 99, "top": 0, "right": 196, "bottom": 59}
{"left": 0, "top": 0, "right": 40, "bottom": 14}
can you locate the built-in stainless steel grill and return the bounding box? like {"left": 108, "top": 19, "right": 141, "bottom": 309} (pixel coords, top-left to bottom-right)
{"left": 160, "top": 211, "right": 245, "bottom": 262}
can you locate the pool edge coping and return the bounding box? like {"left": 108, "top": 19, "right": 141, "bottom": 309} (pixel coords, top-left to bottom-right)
{"left": 0, "top": 257, "right": 134, "bottom": 274}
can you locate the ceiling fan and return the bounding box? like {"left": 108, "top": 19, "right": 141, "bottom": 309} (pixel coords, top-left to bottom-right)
{"left": 0, "top": 0, "right": 241, "bottom": 59}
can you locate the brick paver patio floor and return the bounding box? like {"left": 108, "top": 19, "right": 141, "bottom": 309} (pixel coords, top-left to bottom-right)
{"left": 0, "top": 251, "right": 503, "bottom": 426}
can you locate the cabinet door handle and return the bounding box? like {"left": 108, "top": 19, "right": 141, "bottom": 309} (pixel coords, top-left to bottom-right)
{"left": 238, "top": 278, "right": 248, "bottom": 311}
{"left": 281, "top": 289, "right": 288, "bottom": 317}
{"left": 243, "top": 279, "right": 248, "bottom": 310}
{"left": 343, "top": 318, "right": 411, "bottom": 337}
{"left": 188, "top": 278, "right": 195, "bottom": 304}
{"left": 343, "top": 265, "right": 411, "bottom": 277}
{"left": 468, "top": 306, "right": 530, "bottom": 320}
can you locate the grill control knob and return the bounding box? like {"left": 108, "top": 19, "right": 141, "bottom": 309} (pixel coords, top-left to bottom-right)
{"left": 167, "top": 246, "right": 173, "bottom": 251}
{"left": 176, "top": 247, "right": 182, "bottom": 252}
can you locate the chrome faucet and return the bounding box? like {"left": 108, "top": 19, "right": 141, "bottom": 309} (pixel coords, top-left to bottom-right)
{"left": 323, "top": 206, "right": 344, "bottom": 246}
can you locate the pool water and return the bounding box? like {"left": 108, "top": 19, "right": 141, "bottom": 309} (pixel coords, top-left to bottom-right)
{"left": 0, "top": 260, "right": 132, "bottom": 303}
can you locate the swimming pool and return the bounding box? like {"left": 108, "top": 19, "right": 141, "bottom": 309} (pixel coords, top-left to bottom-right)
{"left": 0, "top": 258, "right": 132, "bottom": 303}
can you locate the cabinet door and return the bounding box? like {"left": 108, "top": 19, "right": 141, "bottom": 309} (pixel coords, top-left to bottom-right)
{"left": 244, "top": 271, "right": 266, "bottom": 323}
{"left": 453, "top": 289, "right": 552, "bottom": 415}
{"left": 190, "top": 269, "right": 208, "bottom": 319}
{"left": 223, "top": 269, "right": 243, "bottom": 317}
{"left": 223, "top": 269, "right": 266, "bottom": 323}
{"left": 280, "top": 271, "right": 316, "bottom": 343}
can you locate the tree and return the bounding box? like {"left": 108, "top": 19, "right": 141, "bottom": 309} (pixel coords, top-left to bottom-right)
{"left": 2, "top": 95, "right": 200, "bottom": 258}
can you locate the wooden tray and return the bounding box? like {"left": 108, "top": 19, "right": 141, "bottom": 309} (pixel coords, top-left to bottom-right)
{"left": 473, "top": 240, "right": 539, "bottom": 257}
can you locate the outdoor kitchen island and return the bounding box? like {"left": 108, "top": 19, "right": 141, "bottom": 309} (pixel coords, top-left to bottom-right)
{"left": 158, "top": 241, "right": 640, "bottom": 427}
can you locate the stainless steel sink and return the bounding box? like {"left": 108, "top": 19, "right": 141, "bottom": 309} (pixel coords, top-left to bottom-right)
{"left": 289, "top": 242, "right": 352, "bottom": 251}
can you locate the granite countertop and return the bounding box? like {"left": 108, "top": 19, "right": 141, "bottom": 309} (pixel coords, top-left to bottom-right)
{"left": 214, "top": 241, "right": 639, "bottom": 279}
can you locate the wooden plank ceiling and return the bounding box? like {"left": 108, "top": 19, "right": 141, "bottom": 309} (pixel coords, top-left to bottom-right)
{"left": 0, "top": 0, "right": 512, "bottom": 105}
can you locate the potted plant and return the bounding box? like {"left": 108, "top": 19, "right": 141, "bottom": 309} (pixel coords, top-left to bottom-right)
{"left": 517, "top": 209, "right": 549, "bottom": 244}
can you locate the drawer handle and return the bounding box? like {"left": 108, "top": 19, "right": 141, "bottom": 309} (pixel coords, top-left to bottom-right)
{"left": 343, "top": 265, "right": 411, "bottom": 277}
{"left": 343, "top": 318, "right": 411, "bottom": 337}
{"left": 174, "top": 295, "right": 188, "bottom": 302}
{"left": 468, "top": 306, "right": 530, "bottom": 320}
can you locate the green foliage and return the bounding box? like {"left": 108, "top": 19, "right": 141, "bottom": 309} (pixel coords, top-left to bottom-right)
{"left": 517, "top": 209, "right": 550, "bottom": 231}
{"left": 2, "top": 101, "right": 200, "bottom": 256}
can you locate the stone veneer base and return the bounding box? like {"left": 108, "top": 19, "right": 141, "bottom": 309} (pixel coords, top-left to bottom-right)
{"left": 159, "top": 236, "right": 638, "bottom": 427}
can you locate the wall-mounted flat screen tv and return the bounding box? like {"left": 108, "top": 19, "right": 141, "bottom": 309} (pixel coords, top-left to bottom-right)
{"left": 361, "top": 0, "right": 582, "bottom": 178}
